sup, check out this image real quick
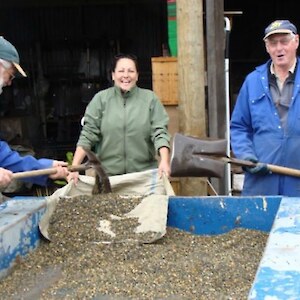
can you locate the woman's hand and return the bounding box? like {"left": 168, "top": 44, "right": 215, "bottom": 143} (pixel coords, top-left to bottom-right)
{"left": 158, "top": 160, "right": 171, "bottom": 178}
{"left": 158, "top": 147, "right": 171, "bottom": 178}
{"left": 67, "top": 171, "right": 80, "bottom": 185}
{"left": 66, "top": 146, "right": 88, "bottom": 185}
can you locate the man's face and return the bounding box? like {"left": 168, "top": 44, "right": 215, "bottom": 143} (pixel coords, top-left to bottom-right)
{"left": 0, "top": 63, "right": 15, "bottom": 94}
{"left": 265, "top": 33, "right": 299, "bottom": 68}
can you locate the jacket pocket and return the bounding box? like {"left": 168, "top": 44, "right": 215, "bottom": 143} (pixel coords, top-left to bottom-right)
{"left": 249, "top": 93, "right": 279, "bottom": 133}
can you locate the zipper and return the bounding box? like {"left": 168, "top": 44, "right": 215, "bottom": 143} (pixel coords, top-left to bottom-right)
{"left": 123, "top": 97, "right": 127, "bottom": 173}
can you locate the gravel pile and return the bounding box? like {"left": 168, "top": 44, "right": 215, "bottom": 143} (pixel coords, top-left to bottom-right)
{"left": 0, "top": 194, "right": 268, "bottom": 299}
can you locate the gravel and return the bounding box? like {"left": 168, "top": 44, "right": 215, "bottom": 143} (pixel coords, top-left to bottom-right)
{"left": 0, "top": 194, "right": 268, "bottom": 300}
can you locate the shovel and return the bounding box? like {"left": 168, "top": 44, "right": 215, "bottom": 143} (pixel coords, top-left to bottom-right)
{"left": 11, "top": 148, "right": 112, "bottom": 194}
{"left": 171, "top": 133, "right": 300, "bottom": 178}
{"left": 12, "top": 164, "right": 92, "bottom": 180}
{"left": 84, "top": 148, "right": 112, "bottom": 194}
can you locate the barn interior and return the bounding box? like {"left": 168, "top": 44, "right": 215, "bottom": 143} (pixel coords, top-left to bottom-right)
{"left": 0, "top": 0, "right": 298, "bottom": 195}
{"left": 0, "top": 0, "right": 168, "bottom": 161}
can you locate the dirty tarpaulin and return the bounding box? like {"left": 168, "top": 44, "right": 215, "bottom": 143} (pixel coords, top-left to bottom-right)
{"left": 39, "top": 169, "right": 175, "bottom": 243}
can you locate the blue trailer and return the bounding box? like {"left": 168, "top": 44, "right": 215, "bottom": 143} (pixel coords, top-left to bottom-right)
{"left": 1, "top": 195, "right": 300, "bottom": 299}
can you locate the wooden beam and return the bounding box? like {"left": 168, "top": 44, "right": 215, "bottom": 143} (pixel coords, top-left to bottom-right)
{"left": 206, "top": 0, "right": 226, "bottom": 139}
{"left": 205, "top": 0, "right": 226, "bottom": 194}
{"left": 177, "top": 0, "right": 207, "bottom": 195}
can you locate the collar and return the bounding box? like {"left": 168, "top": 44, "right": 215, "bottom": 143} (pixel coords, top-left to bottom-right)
{"left": 114, "top": 85, "right": 138, "bottom": 98}
{"left": 270, "top": 58, "right": 297, "bottom": 75}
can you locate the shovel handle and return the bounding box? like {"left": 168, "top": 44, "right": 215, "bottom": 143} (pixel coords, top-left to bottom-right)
{"left": 12, "top": 164, "right": 90, "bottom": 180}
{"left": 224, "top": 157, "right": 300, "bottom": 178}
{"left": 13, "top": 168, "right": 57, "bottom": 179}
{"left": 266, "top": 164, "right": 300, "bottom": 177}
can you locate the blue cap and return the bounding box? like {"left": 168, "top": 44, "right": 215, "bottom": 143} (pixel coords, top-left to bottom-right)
{"left": 0, "top": 36, "right": 26, "bottom": 77}
{"left": 264, "top": 20, "right": 297, "bottom": 40}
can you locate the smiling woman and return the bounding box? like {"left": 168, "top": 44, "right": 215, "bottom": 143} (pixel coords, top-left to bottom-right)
{"left": 112, "top": 53, "right": 139, "bottom": 92}
{"left": 67, "top": 53, "right": 171, "bottom": 187}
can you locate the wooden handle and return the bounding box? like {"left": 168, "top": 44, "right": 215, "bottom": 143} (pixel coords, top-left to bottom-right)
{"left": 221, "top": 157, "right": 256, "bottom": 167}
{"left": 267, "top": 164, "right": 300, "bottom": 177}
{"left": 12, "top": 164, "right": 91, "bottom": 180}
{"left": 224, "top": 157, "right": 300, "bottom": 178}
{"left": 13, "top": 168, "right": 58, "bottom": 179}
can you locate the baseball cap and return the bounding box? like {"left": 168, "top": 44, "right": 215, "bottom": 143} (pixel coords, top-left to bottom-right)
{"left": 0, "top": 36, "right": 27, "bottom": 77}
{"left": 264, "top": 20, "right": 297, "bottom": 40}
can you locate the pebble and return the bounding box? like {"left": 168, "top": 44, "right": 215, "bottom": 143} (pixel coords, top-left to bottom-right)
{"left": 0, "top": 194, "right": 268, "bottom": 299}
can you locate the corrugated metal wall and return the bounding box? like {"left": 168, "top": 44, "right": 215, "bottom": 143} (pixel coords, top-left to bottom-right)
{"left": 224, "top": 0, "right": 300, "bottom": 95}
{"left": 0, "top": 1, "right": 167, "bottom": 152}
{"left": 0, "top": 2, "right": 167, "bottom": 85}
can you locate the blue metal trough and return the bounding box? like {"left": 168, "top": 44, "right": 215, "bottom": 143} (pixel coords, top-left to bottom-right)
{"left": 1, "top": 195, "right": 300, "bottom": 299}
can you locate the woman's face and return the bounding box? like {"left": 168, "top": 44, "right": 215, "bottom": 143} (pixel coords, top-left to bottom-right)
{"left": 112, "top": 58, "right": 138, "bottom": 92}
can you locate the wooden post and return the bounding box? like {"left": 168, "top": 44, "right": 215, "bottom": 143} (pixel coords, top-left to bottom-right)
{"left": 176, "top": 0, "right": 207, "bottom": 195}
{"left": 206, "top": 0, "right": 226, "bottom": 195}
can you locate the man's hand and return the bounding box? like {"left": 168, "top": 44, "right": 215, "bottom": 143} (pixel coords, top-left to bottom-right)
{"left": 49, "top": 161, "right": 69, "bottom": 180}
{"left": 243, "top": 156, "right": 270, "bottom": 175}
{"left": 0, "top": 168, "right": 13, "bottom": 188}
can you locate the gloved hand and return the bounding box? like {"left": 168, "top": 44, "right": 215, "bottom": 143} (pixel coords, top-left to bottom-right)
{"left": 242, "top": 156, "right": 270, "bottom": 175}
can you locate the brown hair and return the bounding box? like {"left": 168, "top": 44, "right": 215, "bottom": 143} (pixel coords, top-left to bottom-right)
{"left": 111, "top": 53, "right": 139, "bottom": 73}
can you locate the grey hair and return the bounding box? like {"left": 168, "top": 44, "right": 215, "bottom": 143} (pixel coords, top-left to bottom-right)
{"left": 0, "top": 59, "right": 12, "bottom": 69}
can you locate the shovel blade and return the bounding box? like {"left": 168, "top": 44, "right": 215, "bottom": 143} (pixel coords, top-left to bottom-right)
{"left": 84, "top": 148, "right": 112, "bottom": 194}
{"left": 170, "top": 133, "right": 227, "bottom": 178}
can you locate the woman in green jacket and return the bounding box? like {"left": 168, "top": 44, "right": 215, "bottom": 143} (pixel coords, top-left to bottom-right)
{"left": 68, "top": 54, "right": 171, "bottom": 185}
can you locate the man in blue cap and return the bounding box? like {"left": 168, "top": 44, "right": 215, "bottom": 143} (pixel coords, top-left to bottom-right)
{"left": 0, "top": 36, "right": 69, "bottom": 189}
{"left": 230, "top": 20, "right": 300, "bottom": 196}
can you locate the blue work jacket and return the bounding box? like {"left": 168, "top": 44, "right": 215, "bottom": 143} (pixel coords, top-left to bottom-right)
{"left": 0, "top": 140, "right": 52, "bottom": 186}
{"left": 230, "top": 58, "right": 300, "bottom": 196}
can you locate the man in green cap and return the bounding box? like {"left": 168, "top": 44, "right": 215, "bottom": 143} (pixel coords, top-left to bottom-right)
{"left": 0, "top": 36, "right": 69, "bottom": 189}
{"left": 0, "top": 36, "right": 27, "bottom": 94}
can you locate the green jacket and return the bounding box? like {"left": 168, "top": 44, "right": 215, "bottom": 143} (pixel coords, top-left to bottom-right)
{"left": 77, "top": 85, "right": 171, "bottom": 175}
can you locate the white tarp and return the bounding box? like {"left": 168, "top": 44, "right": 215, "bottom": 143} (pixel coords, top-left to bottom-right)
{"left": 39, "top": 169, "right": 175, "bottom": 243}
